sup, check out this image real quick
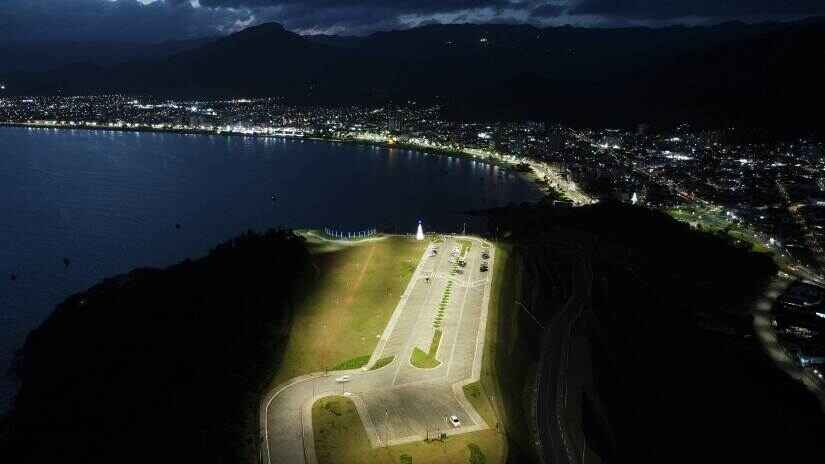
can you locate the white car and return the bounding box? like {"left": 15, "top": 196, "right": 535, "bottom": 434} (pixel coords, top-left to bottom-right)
{"left": 448, "top": 415, "right": 461, "bottom": 427}
{"left": 335, "top": 375, "right": 351, "bottom": 383}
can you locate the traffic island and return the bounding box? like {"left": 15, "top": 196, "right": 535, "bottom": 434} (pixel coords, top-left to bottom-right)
{"left": 410, "top": 329, "right": 442, "bottom": 369}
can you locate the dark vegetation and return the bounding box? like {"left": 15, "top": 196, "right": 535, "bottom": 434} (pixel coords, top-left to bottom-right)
{"left": 513, "top": 163, "right": 532, "bottom": 173}
{"left": 482, "top": 242, "right": 539, "bottom": 464}
{"left": 4, "top": 19, "right": 825, "bottom": 136}
{"left": 487, "top": 202, "right": 825, "bottom": 462}
{"left": 1, "top": 230, "right": 309, "bottom": 464}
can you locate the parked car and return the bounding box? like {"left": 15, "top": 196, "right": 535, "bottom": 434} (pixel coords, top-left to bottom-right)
{"left": 480, "top": 263, "right": 489, "bottom": 272}
{"left": 335, "top": 375, "right": 351, "bottom": 383}
{"left": 448, "top": 415, "right": 461, "bottom": 427}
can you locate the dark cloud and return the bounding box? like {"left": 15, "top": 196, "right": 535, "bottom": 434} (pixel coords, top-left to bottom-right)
{"left": 571, "top": 0, "right": 825, "bottom": 20}
{"left": 199, "top": 0, "right": 514, "bottom": 34}
{"left": 530, "top": 2, "right": 567, "bottom": 18}
{"left": 261, "top": 3, "right": 416, "bottom": 33}
{"left": 0, "top": 0, "right": 253, "bottom": 42}
{"left": 0, "top": 0, "right": 823, "bottom": 44}
{"left": 199, "top": 0, "right": 505, "bottom": 12}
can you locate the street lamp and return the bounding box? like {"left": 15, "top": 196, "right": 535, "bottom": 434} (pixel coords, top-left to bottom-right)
{"left": 515, "top": 300, "right": 544, "bottom": 329}
{"left": 384, "top": 408, "right": 390, "bottom": 448}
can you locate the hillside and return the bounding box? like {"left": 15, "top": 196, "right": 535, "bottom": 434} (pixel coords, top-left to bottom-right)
{"left": 1, "top": 230, "right": 310, "bottom": 464}
{"left": 0, "top": 37, "right": 214, "bottom": 75}
{"left": 486, "top": 202, "right": 825, "bottom": 462}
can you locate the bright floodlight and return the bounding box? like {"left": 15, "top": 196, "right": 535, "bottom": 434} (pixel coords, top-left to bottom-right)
{"left": 416, "top": 220, "right": 424, "bottom": 240}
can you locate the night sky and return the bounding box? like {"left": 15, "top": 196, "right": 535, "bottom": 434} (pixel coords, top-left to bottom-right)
{"left": 2, "top": 0, "right": 825, "bottom": 42}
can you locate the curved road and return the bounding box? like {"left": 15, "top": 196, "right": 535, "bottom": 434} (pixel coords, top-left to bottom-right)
{"left": 261, "top": 236, "right": 495, "bottom": 464}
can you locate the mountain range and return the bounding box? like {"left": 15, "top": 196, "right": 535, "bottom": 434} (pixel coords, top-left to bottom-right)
{"left": 2, "top": 19, "right": 824, "bottom": 133}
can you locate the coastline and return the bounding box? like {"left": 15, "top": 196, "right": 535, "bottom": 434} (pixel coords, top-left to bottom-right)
{"left": 0, "top": 121, "right": 510, "bottom": 166}
{"left": 0, "top": 121, "right": 563, "bottom": 199}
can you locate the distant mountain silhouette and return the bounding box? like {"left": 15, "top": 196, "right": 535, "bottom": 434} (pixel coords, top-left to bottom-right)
{"left": 0, "top": 37, "right": 214, "bottom": 75}
{"left": 118, "top": 22, "right": 342, "bottom": 96}
{"left": 3, "top": 18, "right": 824, "bottom": 134}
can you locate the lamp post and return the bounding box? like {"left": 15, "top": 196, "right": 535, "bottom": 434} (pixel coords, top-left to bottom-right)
{"left": 384, "top": 408, "right": 390, "bottom": 448}
{"left": 515, "top": 300, "right": 544, "bottom": 329}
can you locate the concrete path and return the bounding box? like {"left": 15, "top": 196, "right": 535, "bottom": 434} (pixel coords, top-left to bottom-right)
{"left": 261, "top": 236, "right": 494, "bottom": 464}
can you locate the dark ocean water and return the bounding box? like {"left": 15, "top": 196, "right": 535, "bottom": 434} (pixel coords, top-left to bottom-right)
{"left": 0, "top": 126, "right": 540, "bottom": 410}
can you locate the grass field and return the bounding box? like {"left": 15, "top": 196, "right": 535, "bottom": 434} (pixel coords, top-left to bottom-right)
{"left": 313, "top": 396, "right": 504, "bottom": 464}
{"left": 462, "top": 383, "right": 497, "bottom": 428}
{"left": 331, "top": 356, "right": 371, "bottom": 370}
{"left": 271, "top": 234, "right": 427, "bottom": 385}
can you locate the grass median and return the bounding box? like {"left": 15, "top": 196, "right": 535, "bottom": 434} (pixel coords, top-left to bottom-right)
{"left": 370, "top": 356, "right": 395, "bottom": 370}
{"left": 410, "top": 329, "right": 442, "bottom": 369}
{"left": 272, "top": 234, "right": 427, "bottom": 385}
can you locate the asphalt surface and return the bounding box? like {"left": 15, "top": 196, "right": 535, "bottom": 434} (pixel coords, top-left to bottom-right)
{"left": 261, "top": 236, "right": 494, "bottom": 464}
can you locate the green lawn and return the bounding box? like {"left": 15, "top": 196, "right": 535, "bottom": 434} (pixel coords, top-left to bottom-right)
{"left": 331, "top": 355, "right": 371, "bottom": 371}
{"left": 370, "top": 356, "right": 395, "bottom": 370}
{"left": 462, "top": 383, "right": 497, "bottom": 428}
{"left": 271, "top": 235, "right": 427, "bottom": 385}
{"left": 410, "top": 330, "right": 442, "bottom": 369}
{"left": 313, "top": 396, "right": 504, "bottom": 464}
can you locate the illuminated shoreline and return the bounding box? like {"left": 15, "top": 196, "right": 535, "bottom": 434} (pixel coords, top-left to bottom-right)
{"left": 0, "top": 120, "right": 576, "bottom": 202}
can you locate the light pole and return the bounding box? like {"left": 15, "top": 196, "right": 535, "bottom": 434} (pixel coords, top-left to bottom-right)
{"left": 515, "top": 300, "right": 544, "bottom": 329}
{"left": 384, "top": 408, "right": 390, "bottom": 448}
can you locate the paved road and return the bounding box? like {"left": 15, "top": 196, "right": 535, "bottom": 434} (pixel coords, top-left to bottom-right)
{"left": 261, "top": 236, "right": 494, "bottom": 464}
